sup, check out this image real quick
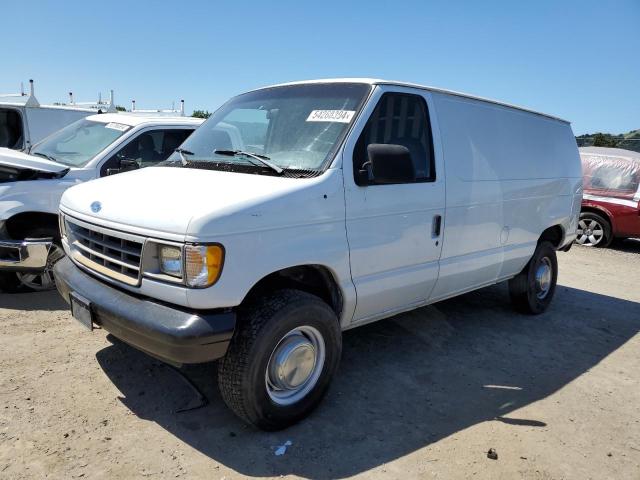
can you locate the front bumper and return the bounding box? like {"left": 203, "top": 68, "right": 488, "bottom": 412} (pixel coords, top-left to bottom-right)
{"left": 0, "top": 238, "right": 52, "bottom": 271}
{"left": 53, "top": 257, "right": 236, "bottom": 365}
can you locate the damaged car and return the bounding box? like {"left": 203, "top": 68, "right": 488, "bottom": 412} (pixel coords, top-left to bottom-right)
{"left": 0, "top": 112, "right": 203, "bottom": 291}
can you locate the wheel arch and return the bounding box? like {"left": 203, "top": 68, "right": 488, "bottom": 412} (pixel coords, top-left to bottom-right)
{"left": 539, "top": 224, "right": 565, "bottom": 249}
{"left": 4, "top": 211, "right": 60, "bottom": 240}
{"left": 580, "top": 205, "right": 615, "bottom": 233}
{"left": 240, "top": 264, "right": 344, "bottom": 320}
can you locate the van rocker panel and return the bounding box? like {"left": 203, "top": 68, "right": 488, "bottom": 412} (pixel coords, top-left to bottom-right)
{"left": 53, "top": 257, "right": 235, "bottom": 364}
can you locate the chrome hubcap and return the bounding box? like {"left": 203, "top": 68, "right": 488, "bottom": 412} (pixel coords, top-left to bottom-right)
{"left": 576, "top": 219, "right": 604, "bottom": 246}
{"left": 266, "top": 326, "right": 325, "bottom": 406}
{"left": 535, "top": 257, "right": 552, "bottom": 299}
{"left": 16, "top": 245, "right": 64, "bottom": 291}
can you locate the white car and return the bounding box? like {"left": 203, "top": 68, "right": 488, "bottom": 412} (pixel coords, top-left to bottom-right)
{"left": 54, "top": 79, "right": 582, "bottom": 430}
{"left": 0, "top": 113, "right": 203, "bottom": 291}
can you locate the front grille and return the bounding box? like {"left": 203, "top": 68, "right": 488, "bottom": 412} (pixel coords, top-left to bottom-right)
{"left": 64, "top": 216, "right": 144, "bottom": 286}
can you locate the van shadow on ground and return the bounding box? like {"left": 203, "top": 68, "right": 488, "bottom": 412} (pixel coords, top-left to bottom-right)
{"left": 0, "top": 289, "right": 66, "bottom": 311}
{"left": 95, "top": 283, "right": 640, "bottom": 479}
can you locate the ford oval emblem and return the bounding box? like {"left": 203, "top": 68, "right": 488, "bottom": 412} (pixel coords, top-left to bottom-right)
{"left": 91, "top": 201, "right": 102, "bottom": 213}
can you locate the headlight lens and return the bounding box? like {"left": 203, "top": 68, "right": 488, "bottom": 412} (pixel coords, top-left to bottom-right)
{"left": 184, "top": 244, "right": 224, "bottom": 287}
{"left": 159, "top": 245, "right": 183, "bottom": 278}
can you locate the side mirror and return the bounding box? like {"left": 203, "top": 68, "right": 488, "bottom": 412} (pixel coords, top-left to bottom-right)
{"left": 363, "top": 143, "right": 415, "bottom": 184}
{"left": 119, "top": 159, "right": 140, "bottom": 172}
{"left": 106, "top": 158, "right": 140, "bottom": 176}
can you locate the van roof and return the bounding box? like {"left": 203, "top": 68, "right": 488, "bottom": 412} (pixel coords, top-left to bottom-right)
{"left": 258, "top": 78, "right": 570, "bottom": 124}
{"left": 0, "top": 95, "right": 113, "bottom": 112}
{"left": 85, "top": 113, "right": 204, "bottom": 127}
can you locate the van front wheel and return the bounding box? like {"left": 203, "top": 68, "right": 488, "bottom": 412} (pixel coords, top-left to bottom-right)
{"left": 508, "top": 241, "right": 558, "bottom": 315}
{"left": 218, "top": 289, "right": 342, "bottom": 430}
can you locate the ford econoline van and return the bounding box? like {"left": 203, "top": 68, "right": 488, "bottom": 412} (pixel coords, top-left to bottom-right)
{"left": 53, "top": 79, "right": 582, "bottom": 430}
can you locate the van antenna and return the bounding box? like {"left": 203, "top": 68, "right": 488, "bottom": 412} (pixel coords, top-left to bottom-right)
{"left": 180, "top": 99, "right": 185, "bottom": 116}
{"left": 132, "top": 99, "right": 136, "bottom": 112}
{"left": 29, "top": 79, "right": 34, "bottom": 97}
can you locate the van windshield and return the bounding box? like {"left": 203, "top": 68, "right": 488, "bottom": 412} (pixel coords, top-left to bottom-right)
{"left": 165, "top": 83, "right": 371, "bottom": 175}
{"left": 30, "top": 118, "right": 130, "bottom": 167}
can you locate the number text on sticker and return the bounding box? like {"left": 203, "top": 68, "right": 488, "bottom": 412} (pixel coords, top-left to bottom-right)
{"left": 306, "top": 110, "right": 356, "bottom": 123}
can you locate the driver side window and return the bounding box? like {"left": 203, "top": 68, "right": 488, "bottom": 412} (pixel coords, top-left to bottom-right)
{"left": 100, "top": 128, "right": 194, "bottom": 176}
{"left": 353, "top": 92, "right": 435, "bottom": 185}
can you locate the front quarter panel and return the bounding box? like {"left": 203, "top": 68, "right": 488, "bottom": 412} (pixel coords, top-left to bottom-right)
{"left": 184, "top": 168, "right": 356, "bottom": 326}
{"left": 0, "top": 170, "right": 93, "bottom": 221}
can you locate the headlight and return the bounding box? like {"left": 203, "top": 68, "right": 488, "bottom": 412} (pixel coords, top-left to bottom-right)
{"left": 59, "top": 213, "right": 66, "bottom": 238}
{"left": 184, "top": 244, "right": 224, "bottom": 288}
{"left": 159, "top": 245, "right": 183, "bottom": 278}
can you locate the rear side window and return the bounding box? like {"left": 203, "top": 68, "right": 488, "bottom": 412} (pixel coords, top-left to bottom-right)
{"left": 0, "top": 108, "right": 24, "bottom": 150}
{"left": 589, "top": 165, "right": 639, "bottom": 192}
{"left": 354, "top": 92, "right": 435, "bottom": 185}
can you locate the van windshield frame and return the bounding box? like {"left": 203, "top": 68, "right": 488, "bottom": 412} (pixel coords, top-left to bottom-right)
{"left": 164, "top": 83, "right": 372, "bottom": 176}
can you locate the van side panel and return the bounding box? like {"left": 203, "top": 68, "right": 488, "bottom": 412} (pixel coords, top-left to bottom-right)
{"left": 429, "top": 93, "right": 581, "bottom": 301}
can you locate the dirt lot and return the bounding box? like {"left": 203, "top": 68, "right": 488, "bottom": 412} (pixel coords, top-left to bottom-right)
{"left": 1, "top": 242, "right": 639, "bottom": 480}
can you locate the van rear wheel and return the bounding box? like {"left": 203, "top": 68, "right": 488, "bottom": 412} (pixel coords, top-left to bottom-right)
{"left": 217, "top": 289, "right": 342, "bottom": 430}
{"left": 509, "top": 241, "right": 558, "bottom": 315}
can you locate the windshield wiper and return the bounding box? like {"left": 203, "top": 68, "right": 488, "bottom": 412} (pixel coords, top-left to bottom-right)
{"left": 31, "top": 152, "right": 59, "bottom": 163}
{"left": 175, "top": 148, "right": 194, "bottom": 166}
{"left": 213, "top": 149, "right": 283, "bottom": 175}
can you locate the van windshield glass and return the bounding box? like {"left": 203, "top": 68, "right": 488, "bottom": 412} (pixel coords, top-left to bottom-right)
{"left": 30, "top": 118, "right": 130, "bottom": 167}
{"left": 165, "top": 83, "right": 370, "bottom": 174}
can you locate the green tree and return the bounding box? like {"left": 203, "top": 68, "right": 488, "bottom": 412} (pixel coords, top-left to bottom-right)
{"left": 115, "top": 105, "right": 126, "bottom": 112}
{"left": 192, "top": 109, "right": 211, "bottom": 119}
{"left": 592, "top": 133, "right": 618, "bottom": 148}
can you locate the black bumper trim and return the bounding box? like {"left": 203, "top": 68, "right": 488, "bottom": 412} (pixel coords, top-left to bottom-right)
{"left": 54, "top": 257, "right": 235, "bottom": 364}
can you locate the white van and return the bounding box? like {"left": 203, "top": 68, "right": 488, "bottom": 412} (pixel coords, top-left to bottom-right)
{"left": 53, "top": 79, "right": 582, "bottom": 430}
{"left": 0, "top": 80, "right": 117, "bottom": 151}
{"left": 0, "top": 113, "right": 202, "bottom": 292}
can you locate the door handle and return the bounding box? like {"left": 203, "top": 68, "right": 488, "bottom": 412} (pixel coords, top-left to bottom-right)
{"left": 432, "top": 215, "right": 442, "bottom": 237}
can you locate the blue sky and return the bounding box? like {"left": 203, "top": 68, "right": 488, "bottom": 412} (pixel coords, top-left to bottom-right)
{"left": 2, "top": 0, "right": 638, "bottom": 135}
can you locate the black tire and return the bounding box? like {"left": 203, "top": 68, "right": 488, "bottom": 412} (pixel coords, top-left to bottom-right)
{"left": 509, "top": 241, "right": 558, "bottom": 315}
{"left": 576, "top": 212, "right": 612, "bottom": 248}
{"left": 218, "top": 289, "right": 342, "bottom": 431}
{"left": 0, "top": 228, "right": 63, "bottom": 293}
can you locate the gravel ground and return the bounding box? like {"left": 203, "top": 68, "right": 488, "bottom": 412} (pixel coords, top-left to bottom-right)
{"left": 1, "top": 241, "right": 639, "bottom": 479}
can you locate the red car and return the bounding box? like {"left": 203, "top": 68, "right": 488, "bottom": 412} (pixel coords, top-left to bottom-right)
{"left": 579, "top": 147, "right": 640, "bottom": 247}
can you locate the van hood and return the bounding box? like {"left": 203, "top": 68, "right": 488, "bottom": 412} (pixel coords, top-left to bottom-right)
{"left": 0, "top": 147, "right": 69, "bottom": 174}
{"left": 60, "top": 166, "right": 335, "bottom": 241}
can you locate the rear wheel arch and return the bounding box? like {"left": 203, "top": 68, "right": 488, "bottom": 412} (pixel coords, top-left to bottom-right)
{"left": 580, "top": 206, "right": 615, "bottom": 234}
{"left": 539, "top": 224, "right": 564, "bottom": 249}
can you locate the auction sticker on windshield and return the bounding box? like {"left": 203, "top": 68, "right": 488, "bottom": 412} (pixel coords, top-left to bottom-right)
{"left": 105, "top": 122, "right": 130, "bottom": 132}
{"left": 306, "top": 110, "right": 355, "bottom": 123}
